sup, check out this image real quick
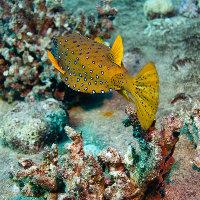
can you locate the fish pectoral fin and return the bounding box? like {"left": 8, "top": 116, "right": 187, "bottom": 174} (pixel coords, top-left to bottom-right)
{"left": 117, "top": 89, "right": 135, "bottom": 103}
{"left": 94, "top": 37, "right": 104, "bottom": 44}
{"left": 47, "top": 50, "right": 65, "bottom": 74}
{"left": 108, "top": 35, "right": 123, "bottom": 67}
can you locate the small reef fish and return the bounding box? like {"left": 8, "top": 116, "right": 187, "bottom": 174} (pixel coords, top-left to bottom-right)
{"left": 47, "top": 32, "right": 159, "bottom": 130}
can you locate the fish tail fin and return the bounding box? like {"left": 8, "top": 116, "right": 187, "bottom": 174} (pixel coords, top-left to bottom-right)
{"left": 130, "top": 62, "right": 159, "bottom": 130}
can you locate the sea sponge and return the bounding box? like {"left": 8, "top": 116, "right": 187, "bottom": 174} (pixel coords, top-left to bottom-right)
{"left": 144, "top": 0, "right": 174, "bottom": 19}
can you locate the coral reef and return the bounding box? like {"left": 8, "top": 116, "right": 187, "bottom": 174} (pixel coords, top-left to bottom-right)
{"left": 9, "top": 144, "right": 66, "bottom": 199}
{"left": 179, "top": 0, "right": 199, "bottom": 18}
{"left": 61, "top": 126, "right": 105, "bottom": 199}
{"left": 143, "top": 0, "right": 174, "bottom": 20}
{"left": 9, "top": 109, "right": 184, "bottom": 199}
{"left": 0, "top": 0, "right": 117, "bottom": 103}
{"left": 123, "top": 106, "right": 184, "bottom": 199}
{"left": 0, "top": 98, "right": 68, "bottom": 153}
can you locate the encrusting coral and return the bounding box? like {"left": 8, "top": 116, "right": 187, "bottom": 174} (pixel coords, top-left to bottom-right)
{"left": 9, "top": 108, "right": 184, "bottom": 199}
{"left": 0, "top": 0, "right": 117, "bottom": 103}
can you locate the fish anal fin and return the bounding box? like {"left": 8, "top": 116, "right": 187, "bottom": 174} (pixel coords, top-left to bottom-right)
{"left": 117, "top": 89, "right": 135, "bottom": 103}
{"left": 109, "top": 35, "right": 123, "bottom": 67}
{"left": 47, "top": 50, "right": 65, "bottom": 74}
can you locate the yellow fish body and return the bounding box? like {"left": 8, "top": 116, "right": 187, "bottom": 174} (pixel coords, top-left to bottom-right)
{"left": 47, "top": 32, "right": 159, "bottom": 130}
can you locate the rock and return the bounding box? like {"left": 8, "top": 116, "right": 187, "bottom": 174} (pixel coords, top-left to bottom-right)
{"left": 0, "top": 98, "right": 68, "bottom": 153}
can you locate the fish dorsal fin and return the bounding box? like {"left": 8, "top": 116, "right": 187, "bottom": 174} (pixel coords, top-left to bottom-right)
{"left": 94, "top": 37, "right": 104, "bottom": 44}
{"left": 108, "top": 35, "right": 123, "bottom": 67}
{"left": 47, "top": 50, "right": 65, "bottom": 74}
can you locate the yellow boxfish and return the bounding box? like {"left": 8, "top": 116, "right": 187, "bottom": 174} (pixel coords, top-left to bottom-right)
{"left": 47, "top": 32, "right": 159, "bottom": 130}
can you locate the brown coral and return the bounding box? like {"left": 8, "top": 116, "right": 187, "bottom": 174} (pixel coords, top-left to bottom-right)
{"left": 0, "top": 0, "right": 117, "bottom": 103}
{"left": 9, "top": 144, "right": 64, "bottom": 197}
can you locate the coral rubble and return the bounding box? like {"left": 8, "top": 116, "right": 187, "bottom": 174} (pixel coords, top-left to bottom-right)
{"left": 0, "top": 98, "right": 68, "bottom": 153}
{"left": 0, "top": 0, "right": 117, "bottom": 103}
{"left": 9, "top": 109, "right": 184, "bottom": 199}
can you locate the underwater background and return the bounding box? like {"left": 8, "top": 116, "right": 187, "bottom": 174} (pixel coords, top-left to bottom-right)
{"left": 0, "top": 0, "right": 200, "bottom": 199}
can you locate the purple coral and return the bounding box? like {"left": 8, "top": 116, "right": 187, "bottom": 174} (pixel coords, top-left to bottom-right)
{"left": 179, "top": 0, "right": 199, "bottom": 18}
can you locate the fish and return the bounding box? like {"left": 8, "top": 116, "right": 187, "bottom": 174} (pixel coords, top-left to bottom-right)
{"left": 47, "top": 32, "right": 159, "bottom": 130}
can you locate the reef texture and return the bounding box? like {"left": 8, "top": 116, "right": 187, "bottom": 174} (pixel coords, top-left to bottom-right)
{"left": 9, "top": 111, "right": 184, "bottom": 199}
{"left": 0, "top": 0, "right": 117, "bottom": 103}
{"left": 179, "top": 98, "right": 200, "bottom": 169}
{"left": 0, "top": 98, "right": 68, "bottom": 153}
